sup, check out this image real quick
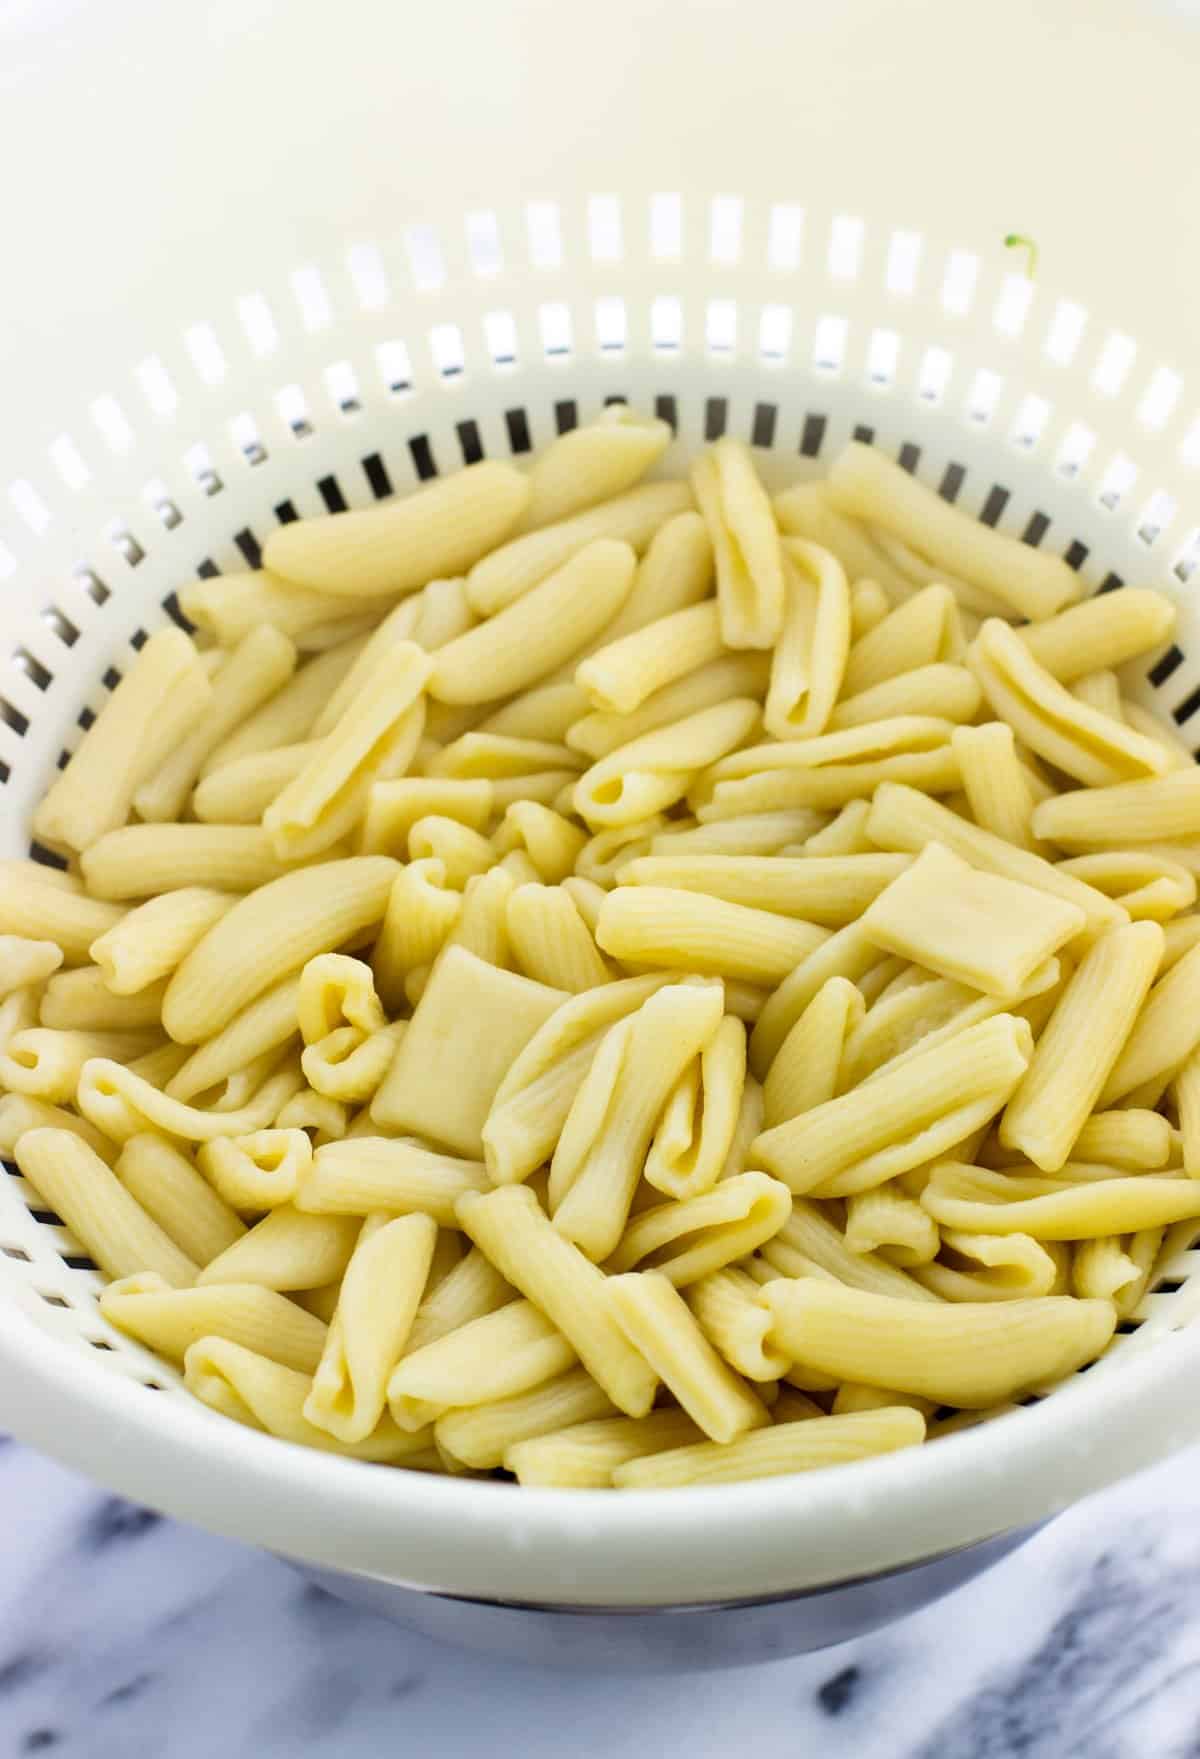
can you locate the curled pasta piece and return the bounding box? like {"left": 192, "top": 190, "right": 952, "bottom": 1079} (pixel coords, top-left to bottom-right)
{"left": 763, "top": 538, "right": 850, "bottom": 739}
{"left": 197, "top": 1129, "right": 314, "bottom": 1212}
{"left": 606, "top": 1170, "right": 792, "bottom": 1286}
{"left": 690, "top": 438, "right": 785, "bottom": 649}
{"left": 644, "top": 1015, "right": 746, "bottom": 1199}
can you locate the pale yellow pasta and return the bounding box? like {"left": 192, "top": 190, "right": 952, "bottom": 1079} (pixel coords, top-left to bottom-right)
{"left": 488, "top": 771, "right": 581, "bottom": 813}
{"left": 303, "top": 1212, "right": 437, "bottom": 1442}
{"left": 621, "top": 852, "right": 910, "bottom": 929}
{"left": 115, "top": 1134, "right": 245, "bottom": 1265}
{"left": 762, "top": 977, "right": 864, "bottom": 1128}
{"left": 649, "top": 810, "right": 826, "bottom": 859}
{"left": 506, "top": 884, "right": 611, "bottom": 992}
{"left": 763, "top": 538, "right": 850, "bottom": 739}
{"left": 457, "top": 1185, "right": 658, "bottom": 1415}
{"left": 566, "top": 653, "right": 770, "bottom": 765}
{"left": 606, "top": 1171, "right": 792, "bottom": 1286}
{"left": 750, "top": 922, "right": 883, "bottom": 1077}
{"left": 1000, "top": 921, "right": 1164, "bottom": 1170}
{"left": 597, "top": 886, "right": 827, "bottom": 987}
{"left": 519, "top": 405, "right": 672, "bottom": 531}
{"left": 180, "top": 569, "right": 365, "bottom": 651}
{"left": 126, "top": 1042, "right": 191, "bottom": 1087}
{"left": 605, "top": 1271, "right": 768, "bottom": 1442}
{"left": 38, "top": 968, "right": 165, "bottom": 1032}
{"left": 359, "top": 777, "right": 494, "bottom": 856}
{"left": 578, "top": 600, "right": 725, "bottom": 717}
{"left": 90, "top": 889, "right": 237, "bottom": 996}
{"left": 574, "top": 509, "right": 715, "bottom": 654}
{"left": 204, "top": 637, "right": 369, "bottom": 770}
{"left": 78, "top": 1054, "right": 303, "bottom": 1146}
{"left": 1056, "top": 853, "right": 1196, "bottom": 924}
{"left": 197, "top": 1204, "right": 359, "bottom": 1291}
{"left": 1070, "top": 1109, "right": 1173, "bottom": 1170}
{"left": 841, "top": 585, "right": 965, "bottom": 697}
{"left": 970, "top": 619, "right": 1168, "bottom": 788}
{"left": 275, "top": 1090, "right": 348, "bottom": 1144}
{"left": 478, "top": 683, "right": 590, "bottom": 744}
{"left": 922, "top": 1162, "right": 1200, "bottom": 1239}
{"left": 1033, "top": 774, "right": 1200, "bottom": 849}
{"left": 295, "top": 1135, "right": 488, "bottom": 1225}
{"left": 1096, "top": 941, "right": 1200, "bottom": 1105}
{"left": 0, "top": 1028, "right": 155, "bottom": 1104}
{"left": 426, "top": 731, "right": 583, "bottom": 783}
{"left": 15, "top": 1128, "right": 198, "bottom": 1287}
{"left": 1120, "top": 705, "right": 1196, "bottom": 772}
{"left": 435, "top": 1367, "right": 616, "bottom": 1472}
{"left": 753, "top": 1013, "right": 1032, "bottom": 1197}
{"left": 849, "top": 579, "right": 892, "bottom": 639}
{"left": 166, "top": 974, "right": 300, "bottom": 1104}
{"left": 101, "top": 1270, "right": 326, "bottom": 1373}
{"left": 686, "top": 1267, "right": 790, "bottom": 1380}
{"left": 575, "top": 699, "right": 759, "bottom": 830}
{"left": 690, "top": 438, "right": 785, "bottom": 649}
{"left": 388, "top": 1299, "right": 575, "bottom": 1419}
{"left": 135, "top": 626, "right": 298, "bottom": 823}
{"left": 644, "top": 1015, "right": 746, "bottom": 1199}
{"left": 264, "top": 461, "right": 529, "bottom": 599}
{"left": 183, "top": 1337, "right": 433, "bottom": 1461}
{"left": 197, "top": 1129, "right": 313, "bottom": 1211}
{"left": 763, "top": 1201, "right": 940, "bottom": 1304}
{"left": 505, "top": 1407, "right": 702, "bottom": 1488}
{"left": 373, "top": 947, "right": 564, "bottom": 1155}
{"left": 774, "top": 481, "right": 916, "bottom": 598}
{"left": 845, "top": 1185, "right": 939, "bottom": 1267}
{"left": 33, "top": 628, "right": 212, "bottom": 852}
{"left": 192, "top": 743, "right": 318, "bottom": 824}
{"left": 296, "top": 954, "right": 384, "bottom": 1044}
{"left": 574, "top": 818, "right": 669, "bottom": 887}
{"left": 81, "top": 824, "right": 310, "bottom": 902}
{"left": 698, "top": 716, "right": 962, "bottom": 816}
{"left": 831, "top": 663, "right": 981, "bottom": 733}
{"left": 301, "top": 1022, "right": 402, "bottom": 1104}
{"left": 1071, "top": 669, "right": 1125, "bottom": 722}
{"left": 1072, "top": 1237, "right": 1141, "bottom": 1302}
{"left": 617, "top": 1407, "right": 927, "bottom": 1490}
{"left": 915, "top": 1228, "right": 1066, "bottom": 1302}
{"left": 1113, "top": 1227, "right": 1167, "bottom": 1320}
{"left": 466, "top": 481, "right": 693, "bottom": 617}
{"left": 432, "top": 540, "right": 637, "bottom": 705}
{"left": 549, "top": 980, "right": 724, "bottom": 1259}
{"left": 831, "top": 1384, "right": 936, "bottom": 1418}
{"left": 762, "top": 1279, "right": 1114, "bottom": 1407}
{"left": 0, "top": 937, "right": 62, "bottom": 998}
{"left": 1017, "top": 587, "right": 1176, "bottom": 682}
{"left": 400, "top": 1246, "right": 514, "bottom": 1363}
{"left": 866, "top": 783, "right": 1127, "bottom": 935}
{"left": 951, "top": 722, "right": 1043, "bottom": 853}
{"left": 406, "top": 817, "right": 494, "bottom": 888}
{"left": 0, "top": 864, "right": 124, "bottom": 963}
{"left": 826, "top": 442, "right": 1079, "bottom": 620}
{"left": 492, "top": 802, "right": 586, "bottom": 884}
{"left": 0, "top": 1093, "right": 117, "bottom": 1165}
{"left": 1174, "top": 1047, "right": 1200, "bottom": 1178}
{"left": 0, "top": 987, "right": 45, "bottom": 1054}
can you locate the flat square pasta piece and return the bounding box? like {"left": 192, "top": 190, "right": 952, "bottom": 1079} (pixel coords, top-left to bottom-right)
{"left": 859, "top": 841, "right": 1086, "bottom": 999}
{"left": 371, "top": 945, "right": 566, "bottom": 1155}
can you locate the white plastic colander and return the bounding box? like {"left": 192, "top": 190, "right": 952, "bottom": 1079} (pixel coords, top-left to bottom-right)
{"left": 2, "top": 0, "right": 1200, "bottom": 1615}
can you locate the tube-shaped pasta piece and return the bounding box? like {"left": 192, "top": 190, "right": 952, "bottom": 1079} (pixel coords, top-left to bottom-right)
{"left": 90, "top": 889, "right": 237, "bottom": 995}
{"left": 427, "top": 732, "right": 585, "bottom": 783}
{"left": 427, "top": 865, "right": 512, "bottom": 972}
{"left": 406, "top": 817, "right": 494, "bottom": 888}
{"left": 466, "top": 482, "right": 692, "bottom": 617}
{"left": 850, "top": 579, "right": 891, "bottom": 638}
{"left": 575, "top": 818, "right": 669, "bottom": 887}
{"left": 166, "top": 975, "right": 300, "bottom": 1104}
{"left": 0, "top": 1093, "right": 118, "bottom": 1165}
{"left": 264, "top": 461, "right": 528, "bottom": 597}
{"left": 1000, "top": 921, "right": 1164, "bottom": 1169}
{"left": 79, "top": 1055, "right": 303, "bottom": 1146}
{"left": 476, "top": 683, "right": 589, "bottom": 744}
{"left": 192, "top": 743, "right": 319, "bottom": 825}
{"left": 1098, "top": 943, "right": 1200, "bottom": 1105}
{"left": 368, "top": 859, "right": 460, "bottom": 1013}
{"left": 763, "top": 977, "right": 864, "bottom": 1127}
{"left": 296, "top": 1136, "right": 488, "bottom": 1225}
{"left": 970, "top": 619, "right": 1168, "bottom": 787}
{"left": 81, "top": 825, "right": 312, "bottom": 902}
{"left": 831, "top": 664, "right": 981, "bottom": 733}
{"left": 700, "top": 747, "right": 967, "bottom": 815}
{"left": 866, "top": 783, "right": 1127, "bottom": 935}
{"left": 1056, "top": 853, "right": 1196, "bottom": 925}
{"left": 749, "top": 923, "right": 882, "bottom": 1078}
{"left": 183, "top": 1337, "right": 433, "bottom": 1461}
{"left": 549, "top": 981, "right": 724, "bottom": 1258}
{"left": 579, "top": 509, "right": 714, "bottom": 651}
{"left": 1175, "top": 1048, "right": 1200, "bottom": 1178}
{"left": 432, "top": 541, "right": 636, "bottom": 705}
{"left": 844, "top": 1186, "right": 939, "bottom": 1267}
{"left": 707, "top": 717, "right": 958, "bottom": 786}
{"left": 0, "top": 987, "right": 41, "bottom": 1052}
{"left": 1073, "top": 1237, "right": 1140, "bottom": 1302}
{"left": 1072, "top": 1110, "right": 1173, "bottom": 1170}
{"left": 826, "top": 442, "right": 1080, "bottom": 620}
{"left": 1071, "top": 669, "right": 1124, "bottom": 721}
{"left": 373, "top": 946, "right": 565, "bottom": 1153}
{"left": 15, "top": 1129, "right": 198, "bottom": 1287}
{"left": 125, "top": 1040, "right": 190, "bottom": 1089}
{"left": 763, "top": 539, "right": 850, "bottom": 739}
{"left": 265, "top": 646, "right": 430, "bottom": 860}
{"left": 359, "top": 778, "right": 494, "bottom": 855}
{"left": 566, "top": 653, "right": 770, "bottom": 763}
{"left": 400, "top": 1245, "right": 513, "bottom": 1363}
{"left": 506, "top": 1409, "right": 704, "bottom": 1488}
{"left": 753, "top": 1013, "right": 1032, "bottom": 1197}
{"left": 39, "top": 969, "right": 166, "bottom": 1032}
{"left": 388, "top": 1299, "right": 576, "bottom": 1413}
{"left": 575, "top": 698, "right": 759, "bottom": 830}
{"left": 33, "top": 628, "right": 212, "bottom": 852}
{"left": 859, "top": 843, "right": 1085, "bottom": 998}
{"left": 0, "top": 864, "right": 124, "bottom": 962}
{"left": 915, "top": 1229, "right": 1065, "bottom": 1302}
{"left": 303, "top": 1212, "right": 437, "bottom": 1442}
{"left": 116, "top": 1134, "right": 245, "bottom": 1264}
{"left": 922, "top": 1163, "right": 1200, "bottom": 1239}
{"left": 492, "top": 803, "right": 586, "bottom": 885}
{"left": 163, "top": 856, "right": 397, "bottom": 1043}
{"left": 1018, "top": 588, "right": 1176, "bottom": 681}
{"left": 482, "top": 975, "right": 671, "bottom": 1185}
{"left": 774, "top": 481, "right": 917, "bottom": 600}
{"left": 764, "top": 1201, "right": 939, "bottom": 1304}
{"left": 614, "top": 1407, "right": 926, "bottom": 1489}
{"left": 1033, "top": 774, "right": 1200, "bottom": 850}
{"left": 951, "top": 723, "right": 1042, "bottom": 853}
{"left": 620, "top": 853, "right": 910, "bottom": 928}
{"left": 506, "top": 885, "right": 611, "bottom": 992}
{"left": 134, "top": 626, "right": 298, "bottom": 823}
{"left": 197, "top": 1130, "right": 313, "bottom": 1212}
{"left": 435, "top": 1367, "right": 616, "bottom": 1471}
{"left": 607, "top": 1272, "right": 768, "bottom": 1442}
{"left": 690, "top": 439, "right": 785, "bottom": 649}
{"left": 179, "top": 570, "right": 367, "bottom": 650}
{"left": 407, "top": 576, "right": 476, "bottom": 651}
{"left": 296, "top": 954, "right": 385, "bottom": 1044}
{"left": 457, "top": 1186, "right": 659, "bottom": 1416}
{"left": 203, "top": 639, "right": 369, "bottom": 771}
{"left": 197, "top": 1205, "right": 359, "bottom": 1290}
{"left": 763, "top": 1279, "right": 1113, "bottom": 1407}
{"left": 597, "top": 886, "right": 828, "bottom": 987}
{"left": 841, "top": 585, "right": 965, "bottom": 697}
{"left": 518, "top": 405, "right": 672, "bottom": 531}
{"left": 644, "top": 1016, "right": 746, "bottom": 1199}
{"left": 686, "top": 1267, "right": 790, "bottom": 1380}
{"left": 101, "top": 1271, "right": 326, "bottom": 1373}
{"left": 606, "top": 1171, "right": 792, "bottom": 1286}
{"left": 649, "top": 811, "right": 826, "bottom": 859}
{"left": 577, "top": 601, "right": 725, "bottom": 716}
{"left": 0, "top": 937, "right": 62, "bottom": 997}
{"left": 0, "top": 1028, "right": 155, "bottom": 1103}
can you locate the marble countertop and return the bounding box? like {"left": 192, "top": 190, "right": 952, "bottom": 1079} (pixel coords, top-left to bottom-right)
{"left": 0, "top": 1435, "right": 1198, "bottom": 1758}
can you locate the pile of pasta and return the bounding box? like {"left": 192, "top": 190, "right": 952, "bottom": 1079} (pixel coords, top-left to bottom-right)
{"left": 3, "top": 403, "right": 1200, "bottom": 1492}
